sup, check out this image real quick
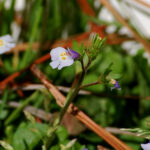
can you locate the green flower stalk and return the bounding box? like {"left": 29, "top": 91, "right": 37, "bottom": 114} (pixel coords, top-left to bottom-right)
{"left": 45, "top": 34, "right": 105, "bottom": 149}
{"left": 86, "top": 34, "right": 106, "bottom": 61}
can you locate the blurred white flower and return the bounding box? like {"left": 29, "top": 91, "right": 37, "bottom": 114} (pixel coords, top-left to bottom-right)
{"left": 50, "top": 47, "right": 80, "bottom": 70}
{"left": 121, "top": 41, "right": 142, "bottom": 55}
{"left": 143, "top": 52, "right": 150, "bottom": 65}
{"left": 2, "top": 0, "right": 25, "bottom": 11}
{"left": 121, "top": 0, "right": 150, "bottom": 38}
{"left": 0, "top": 35, "right": 16, "bottom": 54}
{"left": 141, "top": 142, "right": 150, "bottom": 150}
{"left": 15, "top": 0, "right": 25, "bottom": 12}
{"left": 98, "top": 8, "right": 114, "bottom": 22}
{"left": 94, "top": 0, "right": 101, "bottom": 9}
{"left": 119, "top": 27, "right": 133, "bottom": 37}
{"left": 106, "top": 25, "right": 117, "bottom": 34}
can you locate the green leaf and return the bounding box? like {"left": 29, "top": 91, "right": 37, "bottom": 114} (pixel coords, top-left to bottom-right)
{"left": 12, "top": 122, "right": 49, "bottom": 150}
{"left": 0, "top": 89, "right": 8, "bottom": 120}
{"left": 0, "top": 109, "right": 8, "bottom": 119}
{"left": 101, "top": 62, "right": 113, "bottom": 83}
{"left": 56, "top": 126, "right": 68, "bottom": 142}
{"left": 72, "top": 40, "right": 84, "bottom": 55}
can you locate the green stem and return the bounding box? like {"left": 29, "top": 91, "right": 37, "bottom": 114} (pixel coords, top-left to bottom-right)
{"left": 59, "top": 60, "right": 91, "bottom": 124}
{"left": 45, "top": 61, "right": 90, "bottom": 149}
{"left": 59, "top": 72, "right": 85, "bottom": 123}
{"left": 80, "top": 81, "right": 100, "bottom": 89}
{"left": 0, "top": 89, "right": 8, "bottom": 118}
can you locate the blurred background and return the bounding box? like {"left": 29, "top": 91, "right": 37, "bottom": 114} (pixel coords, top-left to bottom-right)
{"left": 0, "top": 0, "right": 150, "bottom": 150}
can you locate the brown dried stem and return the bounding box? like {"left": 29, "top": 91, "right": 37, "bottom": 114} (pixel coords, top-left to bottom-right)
{"left": 77, "top": 0, "right": 96, "bottom": 16}
{"left": 133, "top": 0, "right": 150, "bottom": 9}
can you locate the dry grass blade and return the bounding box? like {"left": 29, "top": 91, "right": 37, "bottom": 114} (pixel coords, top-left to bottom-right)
{"left": 30, "top": 64, "right": 133, "bottom": 150}
{"left": 133, "top": 0, "right": 150, "bottom": 9}
{"left": 100, "top": 0, "right": 150, "bottom": 53}
{"left": 2, "top": 83, "right": 150, "bottom": 100}
{"left": 3, "top": 101, "right": 52, "bottom": 121}
{"left": 77, "top": 0, "right": 95, "bottom": 16}
{"left": 9, "top": 42, "right": 51, "bottom": 53}
{"left": 0, "top": 72, "right": 22, "bottom": 89}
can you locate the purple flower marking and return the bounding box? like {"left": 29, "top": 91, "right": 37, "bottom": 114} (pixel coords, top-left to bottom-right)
{"left": 83, "top": 149, "right": 88, "bottom": 150}
{"left": 114, "top": 81, "right": 120, "bottom": 89}
{"left": 110, "top": 79, "right": 121, "bottom": 91}
{"left": 68, "top": 48, "right": 80, "bottom": 59}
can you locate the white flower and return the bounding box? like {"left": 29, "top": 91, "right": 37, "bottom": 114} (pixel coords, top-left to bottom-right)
{"left": 50, "top": 47, "right": 74, "bottom": 70}
{"left": 141, "top": 143, "right": 150, "bottom": 150}
{"left": 0, "top": 35, "right": 16, "bottom": 54}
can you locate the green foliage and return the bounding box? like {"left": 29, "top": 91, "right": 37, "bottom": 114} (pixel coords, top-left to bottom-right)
{"left": 72, "top": 41, "right": 84, "bottom": 56}
{"left": 101, "top": 62, "right": 113, "bottom": 83}
{"left": 1, "top": 0, "right": 150, "bottom": 150}
{"left": 86, "top": 34, "right": 106, "bottom": 61}
{"left": 0, "top": 89, "right": 9, "bottom": 120}
{"left": 12, "top": 122, "right": 48, "bottom": 150}
{"left": 122, "top": 128, "right": 150, "bottom": 140}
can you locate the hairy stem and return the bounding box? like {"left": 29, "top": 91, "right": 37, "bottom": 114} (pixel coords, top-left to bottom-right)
{"left": 80, "top": 81, "right": 100, "bottom": 89}
{"left": 59, "top": 72, "right": 85, "bottom": 123}
{"left": 45, "top": 61, "right": 89, "bottom": 149}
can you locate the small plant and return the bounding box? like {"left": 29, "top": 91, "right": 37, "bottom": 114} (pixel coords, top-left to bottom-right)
{"left": 1, "top": 0, "right": 150, "bottom": 149}
{"left": 43, "top": 34, "right": 121, "bottom": 149}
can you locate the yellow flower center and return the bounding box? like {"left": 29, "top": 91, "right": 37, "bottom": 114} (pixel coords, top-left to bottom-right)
{"left": 0, "top": 40, "right": 4, "bottom": 47}
{"left": 60, "top": 52, "right": 67, "bottom": 60}
{"left": 110, "top": 79, "right": 116, "bottom": 84}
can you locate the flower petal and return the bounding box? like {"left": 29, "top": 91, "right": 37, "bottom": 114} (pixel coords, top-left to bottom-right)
{"left": 62, "top": 58, "right": 74, "bottom": 66}
{"left": 58, "top": 58, "right": 74, "bottom": 70}
{"left": 58, "top": 64, "right": 64, "bottom": 70}
{"left": 50, "top": 61, "right": 60, "bottom": 69}
{"left": 0, "top": 35, "right": 14, "bottom": 42}
{"left": 50, "top": 47, "right": 67, "bottom": 61}
{"left": 68, "top": 48, "right": 80, "bottom": 59}
{"left": 6, "top": 43, "right": 16, "bottom": 48}
{"left": 111, "top": 87, "right": 115, "bottom": 91}
{"left": 141, "top": 143, "right": 150, "bottom": 150}
{"left": 114, "top": 81, "right": 120, "bottom": 89}
{"left": 0, "top": 47, "right": 10, "bottom": 54}
{"left": 0, "top": 35, "right": 15, "bottom": 54}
